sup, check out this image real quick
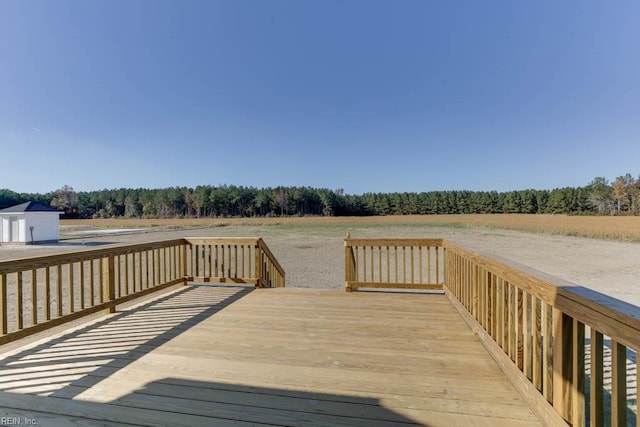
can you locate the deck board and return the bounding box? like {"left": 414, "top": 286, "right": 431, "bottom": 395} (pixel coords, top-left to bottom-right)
{"left": 0, "top": 285, "right": 542, "bottom": 426}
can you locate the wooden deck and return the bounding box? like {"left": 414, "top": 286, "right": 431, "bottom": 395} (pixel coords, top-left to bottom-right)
{"left": 0, "top": 285, "right": 541, "bottom": 426}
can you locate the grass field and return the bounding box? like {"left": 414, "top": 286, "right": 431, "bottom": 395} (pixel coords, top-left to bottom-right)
{"left": 61, "top": 214, "right": 640, "bottom": 241}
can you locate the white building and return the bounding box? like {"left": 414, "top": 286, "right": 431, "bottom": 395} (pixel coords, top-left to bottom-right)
{"left": 0, "top": 202, "right": 63, "bottom": 244}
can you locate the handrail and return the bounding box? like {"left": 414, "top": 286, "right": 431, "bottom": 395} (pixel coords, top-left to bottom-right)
{"left": 344, "top": 238, "right": 444, "bottom": 292}
{"left": 1, "top": 237, "right": 285, "bottom": 346}
{"left": 257, "top": 238, "right": 285, "bottom": 288}
{"left": 0, "top": 239, "right": 187, "bottom": 274}
{"left": 443, "top": 240, "right": 640, "bottom": 426}
{"left": 0, "top": 239, "right": 188, "bottom": 346}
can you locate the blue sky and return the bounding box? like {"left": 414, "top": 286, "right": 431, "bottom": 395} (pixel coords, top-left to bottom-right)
{"left": 1, "top": 1, "right": 639, "bottom": 195}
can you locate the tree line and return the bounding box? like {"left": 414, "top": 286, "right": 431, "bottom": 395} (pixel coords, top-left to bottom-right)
{"left": 0, "top": 174, "right": 638, "bottom": 219}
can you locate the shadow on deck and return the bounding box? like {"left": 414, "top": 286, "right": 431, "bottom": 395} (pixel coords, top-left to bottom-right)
{"left": 0, "top": 285, "right": 541, "bottom": 426}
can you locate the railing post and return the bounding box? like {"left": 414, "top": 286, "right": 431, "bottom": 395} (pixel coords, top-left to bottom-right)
{"left": 345, "top": 232, "right": 352, "bottom": 292}
{"left": 344, "top": 232, "right": 357, "bottom": 292}
{"left": 102, "top": 256, "right": 116, "bottom": 314}
{"left": 442, "top": 246, "right": 447, "bottom": 289}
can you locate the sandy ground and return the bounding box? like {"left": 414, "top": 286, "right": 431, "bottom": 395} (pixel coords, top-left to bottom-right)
{"left": 1, "top": 223, "right": 639, "bottom": 307}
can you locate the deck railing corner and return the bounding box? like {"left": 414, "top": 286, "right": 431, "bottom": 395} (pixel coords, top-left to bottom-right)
{"left": 443, "top": 239, "right": 640, "bottom": 427}
{"left": 1, "top": 237, "right": 284, "bottom": 346}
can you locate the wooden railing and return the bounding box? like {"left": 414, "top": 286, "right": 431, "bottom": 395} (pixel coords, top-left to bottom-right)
{"left": 344, "top": 238, "right": 444, "bottom": 292}
{"left": 444, "top": 240, "right": 640, "bottom": 427}
{"left": 256, "top": 238, "right": 286, "bottom": 288}
{"left": 344, "top": 236, "right": 640, "bottom": 425}
{"left": 0, "top": 237, "right": 284, "bottom": 345}
{"left": 184, "top": 237, "right": 285, "bottom": 288}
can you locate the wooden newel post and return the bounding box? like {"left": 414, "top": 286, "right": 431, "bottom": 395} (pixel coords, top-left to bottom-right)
{"left": 103, "top": 256, "right": 116, "bottom": 314}
{"left": 344, "top": 231, "right": 352, "bottom": 292}
{"left": 552, "top": 309, "right": 573, "bottom": 423}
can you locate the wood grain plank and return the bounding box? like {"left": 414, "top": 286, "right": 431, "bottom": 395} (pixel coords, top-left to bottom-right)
{"left": 0, "top": 287, "right": 541, "bottom": 426}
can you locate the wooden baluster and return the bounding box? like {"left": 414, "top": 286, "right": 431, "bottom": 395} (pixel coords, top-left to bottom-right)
{"left": 103, "top": 256, "right": 115, "bottom": 314}
{"left": 234, "top": 245, "right": 238, "bottom": 278}
{"left": 174, "top": 245, "right": 178, "bottom": 280}
{"left": 491, "top": 274, "right": 498, "bottom": 342}
{"left": 469, "top": 263, "right": 475, "bottom": 316}
{"left": 589, "top": 330, "right": 604, "bottom": 426}
{"left": 517, "top": 288, "right": 524, "bottom": 370}
{"left": 79, "top": 261, "right": 85, "bottom": 309}
{"left": 221, "top": 245, "right": 226, "bottom": 279}
{"left": 65, "top": 264, "right": 73, "bottom": 314}
{"left": 410, "top": 246, "right": 415, "bottom": 284}
{"left": 212, "top": 245, "right": 217, "bottom": 278}
{"left": 1, "top": 274, "right": 7, "bottom": 334}
{"left": 402, "top": 246, "right": 406, "bottom": 283}
{"left": 168, "top": 247, "right": 172, "bottom": 280}
{"left": 533, "top": 297, "right": 542, "bottom": 391}
{"left": 241, "top": 245, "right": 246, "bottom": 279}
{"left": 378, "top": 246, "right": 382, "bottom": 283}
{"left": 394, "top": 246, "right": 398, "bottom": 283}
{"left": 124, "top": 254, "right": 129, "bottom": 296}
{"left": 181, "top": 244, "right": 187, "bottom": 283}
{"left": 17, "top": 272, "right": 23, "bottom": 330}
{"left": 544, "top": 303, "right": 554, "bottom": 403}
{"left": 137, "top": 251, "right": 142, "bottom": 291}
{"left": 254, "top": 243, "right": 261, "bottom": 288}
{"left": 481, "top": 268, "right": 487, "bottom": 329}
{"left": 172, "top": 246, "right": 176, "bottom": 280}
{"left": 418, "top": 246, "right": 423, "bottom": 284}
{"left": 113, "top": 256, "right": 119, "bottom": 297}
{"left": 56, "top": 264, "right": 62, "bottom": 317}
{"left": 435, "top": 246, "right": 440, "bottom": 284}
{"left": 31, "top": 269, "right": 37, "bottom": 326}
{"left": 362, "top": 246, "right": 367, "bottom": 283}
{"left": 89, "top": 259, "right": 95, "bottom": 307}
{"left": 160, "top": 248, "right": 165, "bottom": 283}
{"left": 45, "top": 267, "right": 51, "bottom": 321}
{"left": 385, "top": 246, "right": 390, "bottom": 283}
{"left": 571, "top": 319, "right": 585, "bottom": 427}
{"left": 504, "top": 281, "right": 511, "bottom": 356}
{"left": 496, "top": 278, "right": 504, "bottom": 349}
{"left": 370, "top": 246, "right": 374, "bottom": 284}
{"left": 427, "top": 246, "right": 432, "bottom": 285}
{"left": 152, "top": 249, "right": 157, "bottom": 286}
{"left": 611, "top": 340, "right": 627, "bottom": 427}
{"left": 165, "top": 247, "right": 170, "bottom": 281}
{"left": 144, "top": 250, "right": 149, "bottom": 288}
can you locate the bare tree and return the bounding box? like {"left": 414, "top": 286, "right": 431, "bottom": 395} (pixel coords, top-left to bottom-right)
{"left": 50, "top": 185, "right": 79, "bottom": 212}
